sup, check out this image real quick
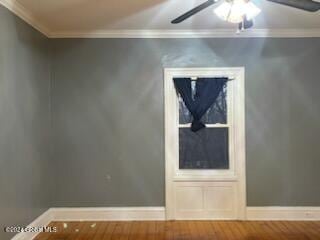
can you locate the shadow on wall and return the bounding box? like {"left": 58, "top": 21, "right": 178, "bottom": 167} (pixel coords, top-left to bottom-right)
{"left": 0, "top": 5, "right": 52, "bottom": 240}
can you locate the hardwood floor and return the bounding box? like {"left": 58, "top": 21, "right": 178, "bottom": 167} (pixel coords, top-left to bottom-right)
{"left": 34, "top": 221, "right": 320, "bottom": 240}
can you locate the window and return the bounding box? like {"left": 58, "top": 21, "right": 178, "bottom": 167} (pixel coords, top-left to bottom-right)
{"left": 165, "top": 68, "right": 246, "bottom": 220}
{"left": 177, "top": 78, "right": 231, "bottom": 170}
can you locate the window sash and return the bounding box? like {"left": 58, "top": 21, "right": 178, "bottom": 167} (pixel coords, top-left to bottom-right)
{"left": 176, "top": 78, "right": 234, "bottom": 173}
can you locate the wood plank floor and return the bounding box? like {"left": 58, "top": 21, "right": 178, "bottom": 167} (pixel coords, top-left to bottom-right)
{"left": 34, "top": 221, "right": 320, "bottom": 240}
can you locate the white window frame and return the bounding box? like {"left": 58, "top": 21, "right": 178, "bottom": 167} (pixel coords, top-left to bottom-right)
{"left": 164, "top": 67, "right": 246, "bottom": 220}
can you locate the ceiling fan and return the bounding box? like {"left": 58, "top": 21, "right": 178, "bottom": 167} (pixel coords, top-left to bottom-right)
{"left": 171, "top": 0, "right": 320, "bottom": 30}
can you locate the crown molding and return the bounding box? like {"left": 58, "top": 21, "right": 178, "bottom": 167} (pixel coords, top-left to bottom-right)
{"left": 0, "top": 0, "right": 50, "bottom": 37}
{"left": 49, "top": 29, "right": 320, "bottom": 39}
{"left": 1, "top": 0, "right": 320, "bottom": 39}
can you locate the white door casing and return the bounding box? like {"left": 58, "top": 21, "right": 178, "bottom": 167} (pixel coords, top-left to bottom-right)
{"left": 164, "top": 68, "right": 246, "bottom": 220}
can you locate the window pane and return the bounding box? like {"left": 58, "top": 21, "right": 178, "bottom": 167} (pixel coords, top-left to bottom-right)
{"left": 179, "top": 83, "right": 227, "bottom": 124}
{"left": 179, "top": 128, "right": 229, "bottom": 169}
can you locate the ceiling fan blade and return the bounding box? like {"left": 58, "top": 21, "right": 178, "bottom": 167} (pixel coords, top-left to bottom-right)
{"left": 266, "top": 0, "right": 320, "bottom": 12}
{"left": 171, "top": 0, "right": 217, "bottom": 24}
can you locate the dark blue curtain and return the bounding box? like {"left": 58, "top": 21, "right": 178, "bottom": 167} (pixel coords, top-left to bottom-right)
{"left": 174, "top": 78, "right": 228, "bottom": 132}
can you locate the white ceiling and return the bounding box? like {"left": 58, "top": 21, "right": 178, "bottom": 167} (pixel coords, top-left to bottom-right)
{"left": 7, "top": 0, "right": 320, "bottom": 36}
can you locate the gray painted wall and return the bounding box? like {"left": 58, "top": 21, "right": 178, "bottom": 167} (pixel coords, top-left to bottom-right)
{"left": 1, "top": 5, "right": 320, "bottom": 236}
{"left": 0, "top": 5, "right": 52, "bottom": 240}
{"left": 51, "top": 38, "right": 320, "bottom": 207}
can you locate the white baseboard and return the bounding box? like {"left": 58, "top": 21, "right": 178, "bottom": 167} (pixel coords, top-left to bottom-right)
{"left": 11, "top": 207, "right": 165, "bottom": 240}
{"left": 50, "top": 207, "right": 166, "bottom": 221}
{"left": 247, "top": 207, "right": 320, "bottom": 221}
{"left": 11, "top": 206, "right": 320, "bottom": 239}
{"left": 11, "top": 209, "right": 53, "bottom": 240}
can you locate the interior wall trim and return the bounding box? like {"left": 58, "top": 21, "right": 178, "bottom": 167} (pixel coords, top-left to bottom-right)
{"left": 11, "top": 206, "right": 320, "bottom": 239}
{"left": 1, "top": 1, "right": 320, "bottom": 39}
{"left": 50, "top": 207, "right": 166, "bottom": 221}
{"left": 11, "top": 209, "right": 53, "bottom": 240}
{"left": 0, "top": 0, "right": 50, "bottom": 36}
{"left": 46, "top": 207, "right": 320, "bottom": 222}
{"left": 49, "top": 29, "right": 320, "bottom": 39}
{"left": 247, "top": 207, "right": 320, "bottom": 221}
{"left": 164, "top": 67, "right": 246, "bottom": 220}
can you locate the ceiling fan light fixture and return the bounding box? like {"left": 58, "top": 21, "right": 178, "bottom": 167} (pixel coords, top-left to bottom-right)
{"left": 214, "top": 0, "right": 261, "bottom": 24}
